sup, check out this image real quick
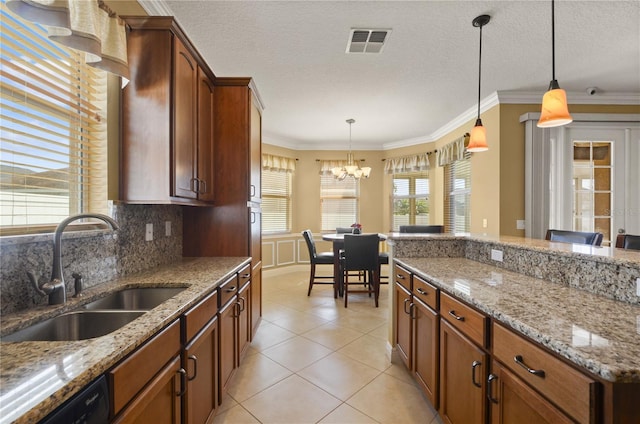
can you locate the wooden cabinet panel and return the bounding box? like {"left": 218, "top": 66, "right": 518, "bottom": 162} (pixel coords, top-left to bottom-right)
{"left": 395, "top": 283, "right": 412, "bottom": 369}
{"left": 440, "top": 292, "right": 487, "bottom": 348}
{"left": 440, "top": 320, "right": 487, "bottom": 424}
{"left": 250, "top": 263, "right": 262, "bottom": 338}
{"left": 238, "top": 282, "right": 251, "bottom": 360}
{"left": 218, "top": 274, "right": 238, "bottom": 309}
{"left": 218, "top": 296, "right": 237, "bottom": 401}
{"left": 183, "top": 290, "right": 218, "bottom": 343}
{"left": 413, "top": 274, "right": 438, "bottom": 310}
{"left": 113, "top": 356, "right": 182, "bottom": 424}
{"left": 109, "top": 320, "right": 181, "bottom": 416}
{"left": 184, "top": 317, "right": 218, "bottom": 424}
{"left": 394, "top": 265, "right": 411, "bottom": 292}
{"left": 196, "top": 67, "right": 215, "bottom": 203}
{"left": 489, "top": 361, "right": 573, "bottom": 424}
{"left": 492, "top": 323, "right": 597, "bottom": 423}
{"left": 413, "top": 297, "right": 439, "bottom": 408}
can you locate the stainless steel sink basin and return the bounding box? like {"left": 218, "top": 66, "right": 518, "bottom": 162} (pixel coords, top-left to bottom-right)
{"left": 2, "top": 311, "right": 145, "bottom": 342}
{"left": 82, "top": 287, "right": 186, "bottom": 311}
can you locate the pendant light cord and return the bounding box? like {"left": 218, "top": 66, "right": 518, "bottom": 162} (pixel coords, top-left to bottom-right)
{"left": 551, "top": 0, "right": 556, "bottom": 81}
{"left": 477, "top": 23, "right": 483, "bottom": 120}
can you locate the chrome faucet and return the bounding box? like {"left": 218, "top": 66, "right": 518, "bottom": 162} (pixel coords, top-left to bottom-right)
{"left": 27, "top": 213, "right": 119, "bottom": 305}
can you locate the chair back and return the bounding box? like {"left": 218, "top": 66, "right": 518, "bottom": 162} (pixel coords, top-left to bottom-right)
{"left": 343, "top": 234, "right": 379, "bottom": 272}
{"left": 545, "top": 229, "right": 603, "bottom": 246}
{"left": 399, "top": 225, "right": 445, "bottom": 234}
{"left": 302, "top": 230, "right": 317, "bottom": 259}
{"left": 336, "top": 227, "right": 354, "bottom": 234}
{"left": 616, "top": 234, "right": 640, "bottom": 251}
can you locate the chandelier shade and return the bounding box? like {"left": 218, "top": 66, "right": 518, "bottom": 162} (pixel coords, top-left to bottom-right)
{"left": 467, "top": 14, "right": 490, "bottom": 153}
{"left": 332, "top": 119, "right": 371, "bottom": 180}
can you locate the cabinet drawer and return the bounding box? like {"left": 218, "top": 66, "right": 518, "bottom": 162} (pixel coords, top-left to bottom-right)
{"left": 109, "top": 319, "right": 181, "bottom": 416}
{"left": 238, "top": 263, "right": 251, "bottom": 288}
{"left": 492, "top": 323, "right": 598, "bottom": 423}
{"left": 394, "top": 263, "right": 411, "bottom": 292}
{"left": 413, "top": 274, "right": 438, "bottom": 311}
{"left": 219, "top": 274, "right": 238, "bottom": 307}
{"left": 440, "top": 292, "right": 487, "bottom": 348}
{"left": 183, "top": 290, "right": 218, "bottom": 343}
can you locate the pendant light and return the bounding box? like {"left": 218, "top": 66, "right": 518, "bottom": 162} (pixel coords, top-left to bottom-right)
{"left": 467, "top": 14, "right": 490, "bottom": 152}
{"left": 331, "top": 119, "right": 372, "bottom": 180}
{"left": 537, "top": 0, "right": 573, "bottom": 128}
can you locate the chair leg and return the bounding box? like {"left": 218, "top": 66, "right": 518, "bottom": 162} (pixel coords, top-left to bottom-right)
{"left": 344, "top": 272, "right": 348, "bottom": 307}
{"left": 307, "top": 263, "right": 316, "bottom": 296}
{"left": 373, "top": 270, "right": 380, "bottom": 307}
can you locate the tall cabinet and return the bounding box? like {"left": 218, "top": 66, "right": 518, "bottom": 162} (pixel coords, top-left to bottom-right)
{"left": 183, "top": 78, "right": 264, "bottom": 339}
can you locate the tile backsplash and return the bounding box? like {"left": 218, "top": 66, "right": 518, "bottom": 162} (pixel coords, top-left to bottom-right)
{"left": 0, "top": 204, "right": 183, "bottom": 315}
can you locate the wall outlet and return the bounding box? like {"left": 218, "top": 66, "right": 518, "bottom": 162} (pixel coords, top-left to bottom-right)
{"left": 491, "top": 249, "right": 503, "bottom": 262}
{"left": 165, "top": 221, "right": 171, "bottom": 237}
{"left": 145, "top": 223, "right": 153, "bottom": 242}
{"left": 482, "top": 218, "right": 488, "bottom": 228}
{"left": 516, "top": 220, "right": 525, "bottom": 230}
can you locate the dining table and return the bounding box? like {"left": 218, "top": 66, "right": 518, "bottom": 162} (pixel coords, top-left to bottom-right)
{"left": 321, "top": 232, "right": 387, "bottom": 296}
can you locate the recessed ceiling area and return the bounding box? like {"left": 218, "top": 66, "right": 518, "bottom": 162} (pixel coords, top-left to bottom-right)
{"left": 143, "top": 1, "right": 639, "bottom": 150}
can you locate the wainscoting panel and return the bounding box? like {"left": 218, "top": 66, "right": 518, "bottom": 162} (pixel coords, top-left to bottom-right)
{"left": 276, "top": 240, "right": 296, "bottom": 266}
{"left": 262, "top": 241, "right": 275, "bottom": 269}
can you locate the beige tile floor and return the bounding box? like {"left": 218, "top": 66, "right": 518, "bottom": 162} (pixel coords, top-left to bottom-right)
{"left": 214, "top": 267, "right": 443, "bottom": 424}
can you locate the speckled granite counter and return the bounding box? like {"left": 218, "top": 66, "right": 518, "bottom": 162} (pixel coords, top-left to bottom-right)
{"left": 396, "top": 257, "right": 640, "bottom": 383}
{"left": 0, "top": 256, "right": 250, "bottom": 424}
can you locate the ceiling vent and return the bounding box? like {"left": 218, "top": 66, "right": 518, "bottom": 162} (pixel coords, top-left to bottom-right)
{"left": 346, "top": 29, "right": 392, "bottom": 54}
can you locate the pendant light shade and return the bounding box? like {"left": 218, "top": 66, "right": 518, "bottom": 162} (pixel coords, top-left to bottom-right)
{"left": 331, "top": 119, "right": 371, "bottom": 180}
{"left": 467, "top": 14, "right": 490, "bottom": 153}
{"left": 537, "top": 0, "right": 572, "bottom": 128}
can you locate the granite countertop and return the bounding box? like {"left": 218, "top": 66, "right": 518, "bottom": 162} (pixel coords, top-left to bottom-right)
{"left": 396, "top": 257, "right": 640, "bottom": 383}
{"left": 0, "top": 256, "right": 250, "bottom": 424}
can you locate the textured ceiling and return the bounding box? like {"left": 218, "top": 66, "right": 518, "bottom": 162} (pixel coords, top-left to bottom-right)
{"left": 141, "top": 1, "right": 640, "bottom": 150}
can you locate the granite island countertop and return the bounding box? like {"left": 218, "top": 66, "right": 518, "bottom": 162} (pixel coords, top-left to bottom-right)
{"left": 396, "top": 257, "right": 640, "bottom": 383}
{"left": 0, "top": 256, "right": 250, "bottom": 424}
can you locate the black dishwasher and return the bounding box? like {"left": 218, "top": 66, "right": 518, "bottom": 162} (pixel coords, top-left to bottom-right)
{"left": 40, "top": 375, "right": 109, "bottom": 424}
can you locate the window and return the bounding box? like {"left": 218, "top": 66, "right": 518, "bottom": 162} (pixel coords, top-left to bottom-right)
{"left": 391, "top": 172, "right": 429, "bottom": 231}
{"left": 0, "top": 0, "right": 108, "bottom": 234}
{"left": 320, "top": 174, "right": 358, "bottom": 231}
{"left": 444, "top": 152, "right": 471, "bottom": 233}
{"left": 261, "top": 169, "right": 291, "bottom": 233}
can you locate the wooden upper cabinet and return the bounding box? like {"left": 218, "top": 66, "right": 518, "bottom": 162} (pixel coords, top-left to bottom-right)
{"left": 120, "top": 17, "right": 215, "bottom": 205}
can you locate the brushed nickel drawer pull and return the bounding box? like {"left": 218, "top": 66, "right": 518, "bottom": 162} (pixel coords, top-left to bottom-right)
{"left": 514, "top": 355, "right": 546, "bottom": 378}
{"left": 187, "top": 355, "right": 198, "bottom": 381}
{"left": 177, "top": 368, "right": 187, "bottom": 397}
{"left": 225, "top": 286, "right": 236, "bottom": 292}
{"left": 403, "top": 298, "right": 411, "bottom": 315}
{"left": 416, "top": 287, "right": 428, "bottom": 295}
{"left": 487, "top": 374, "right": 499, "bottom": 403}
{"left": 242, "top": 273, "right": 251, "bottom": 278}
{"left": 471, "top": 360, "right": 482, "bottom": 388}
{"left": 396, "top": 273, "right": 405, "bottom": 279}
{"left": 448, "top": 310, "right": 465, "bottom": 321}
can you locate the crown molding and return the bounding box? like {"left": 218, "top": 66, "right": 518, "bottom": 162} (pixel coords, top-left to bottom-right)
{"left": 138, "top": 0, "right": 173, "bottom": 16}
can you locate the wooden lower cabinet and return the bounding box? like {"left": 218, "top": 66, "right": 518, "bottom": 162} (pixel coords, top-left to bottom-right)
{"left": 112, "top": 356, "right": 182, "bottom": 424}
{"left": 184, "top": 317, "right": 218, "bottom": 424}
{"left": 488, "top": 361, "right": 573, "bottom": 424}
{"left": 218, "top": 296, "right": 237, "bottom": 401}
{"left": 413, "top": 297, "right": 439, "bottom": 408}
{"left": 238, "top": 282, "right": 251, "bottom": 360}
{"left": 395, "top": 283, "right": 412, "bottom": 369}
{"left": 250, "top": 263, "right": 262, "bottom": 338}
{"left": 440, "top": 319, "right": 487, "bottom": 424}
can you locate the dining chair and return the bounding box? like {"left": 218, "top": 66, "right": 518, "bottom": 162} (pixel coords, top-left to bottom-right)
{"left": 545, "top": 229, "right": 603, "bottom": 246}
{"left": 615, "top": 234, "right": 640, "bottom": 251}
{"left": 340, "top": 234, "right": 381, "bottom": 307}
{"left": 302, "top": 230, "right": 335, "bottom": 296}
{"left": 399, "top": 225, "right": 445, "bottom": 233}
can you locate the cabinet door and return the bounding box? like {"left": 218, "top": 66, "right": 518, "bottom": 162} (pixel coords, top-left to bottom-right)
{"left": 238, "top": 282, "right": 251, "bottom": 360}
{"left": 413, "top": 298, "right": 439, "bottom": 409}
{"left": 173, "top": 36, "right": 197, "bottom": 199}
{"left": 250, "top": 263, "right": 262, "bottom": 338}
{"left": 250, "top": 207, "right": 261, "bottom": 270}
{"left": 249, "top": 100, "right": 261, "bottom": 201}
{"left": 218, "top": 298, "right": 237, "bottom": 402}
{"left": 184, "top": 317, "right": 218, "bottom": 424}
{"left": 395, "top": 283, "right": 412, "bottom": 369}
{"left": 113, "top": 356, "right": 182, "bottom": 424}
{"left": 197, "top": 67, "right": 214, "bottom": 202}
{"left": 440, "top": 320, "right": 487, "bottom": 424}
{"left": 489, "top": 361, "right": 573, "bottom": 424}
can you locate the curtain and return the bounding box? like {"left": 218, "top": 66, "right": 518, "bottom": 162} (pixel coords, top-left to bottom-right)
{"left": 384, "top": 152, "right": 430, "bottom": 175}
{"left": 317, "top": 159, "right": 366, "bottom": 176}
{"left": 7, "top": 0, "right": 129, "bottom": 85}
{"left": 437, "top": 134, "right": 469, "bottom": 167}
{"left": 262, "top": 154, "right": 296, "bottom": 173}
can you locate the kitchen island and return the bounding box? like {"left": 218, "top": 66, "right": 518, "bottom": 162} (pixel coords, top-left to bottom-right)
{"left": 0, "top": 257, "right": 250, "bottom": 424}
{"left": 387, "top": 233, "right": 640, "bottom": 423}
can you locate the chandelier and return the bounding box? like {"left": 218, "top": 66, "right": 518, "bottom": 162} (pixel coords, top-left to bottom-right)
{"left": 332, "top": 119, "right": 372, "bottom": 180}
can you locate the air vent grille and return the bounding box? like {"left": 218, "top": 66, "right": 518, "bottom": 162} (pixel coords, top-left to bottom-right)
{"left": 346, "top": 29, "right": 392, "bottom": 54}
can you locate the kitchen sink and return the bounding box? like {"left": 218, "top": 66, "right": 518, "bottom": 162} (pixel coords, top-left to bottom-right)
{"left": 2, "top": 311, "right": 145, "bottom": 342}
{"left": 81, "top": 287, "right": 186, "bottom": 311}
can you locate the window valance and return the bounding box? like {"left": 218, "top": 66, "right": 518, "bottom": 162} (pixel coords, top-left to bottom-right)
{"left": 317, "top": 159, "right": 365, "bottom": 176}
{"left": 262, "top": 154, "right": 296, "bottom": 173}
{"left": 437, "top": 134, "right": 469, "bottom": 167}
{"left": 384, "top": 152, "right": 430, "bottom": 175}
{"left": 7, "top": 0, "right": 130, "bottom": 85}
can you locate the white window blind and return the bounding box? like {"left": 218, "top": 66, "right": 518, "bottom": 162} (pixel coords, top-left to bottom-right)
{"left": 444, "top": 152, "right": 471, "bottom": 233}
{"left": 0, "top": 0, "right": 108, "bottom": 234}
{"left": 320, "top": 174, "right": 358, "bottom": 231}
{"left": 261, "top": 169, "right": 291, "bottom": 233}
{"left": 391, "top": 171, "right": 429, "bottom": 231}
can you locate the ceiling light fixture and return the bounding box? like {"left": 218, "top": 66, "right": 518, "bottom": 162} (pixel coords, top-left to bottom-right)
{"left": 467, "top": 14, "right": 491, "bottom": 153}
{"left": 332, "top": 119, "right": 371, "bottom": 180}
{"left": 537, "top": 0, "right": 573, "bottom": 128}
